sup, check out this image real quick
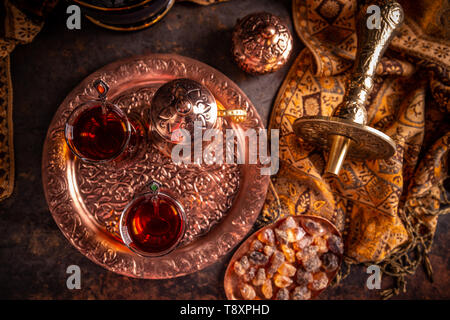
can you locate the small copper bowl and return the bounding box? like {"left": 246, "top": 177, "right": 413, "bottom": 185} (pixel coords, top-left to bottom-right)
{"left": 232, "top": 12, "right": 293, "bottom": 74}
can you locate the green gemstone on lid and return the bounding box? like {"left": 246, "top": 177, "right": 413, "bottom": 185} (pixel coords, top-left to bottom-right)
{"left": 150, "top": 181, "right": 159, "bottom": 192}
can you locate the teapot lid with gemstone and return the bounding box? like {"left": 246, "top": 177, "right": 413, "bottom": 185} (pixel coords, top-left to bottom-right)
{"left": 150, "top": 78, "right": 218, "bottom": 144}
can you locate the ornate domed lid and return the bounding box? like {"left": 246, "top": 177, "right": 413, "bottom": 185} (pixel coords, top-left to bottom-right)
{"left": 232, "top": 12, "right": 293, "bottom": 74}
{"left": 150, "top": 78, "right": 218, "bottom": 144}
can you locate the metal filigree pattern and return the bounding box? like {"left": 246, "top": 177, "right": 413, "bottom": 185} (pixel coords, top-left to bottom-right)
{"left": 150, "top": 78, "right": 218, "bottom": 143}
{"left": 336, "top": 0, "right": 405, "bottom": 124}
{"left": 232, "top": 12, "right": 293, "bottom": 74}
{"left": 293, "top": 116, "right": 396, "bottom": 159}
{"left": 42, "top": 54, "right": 269, "bottom": 279}
{"left": 293, "top": 0, "right": 403, "bottom": 171}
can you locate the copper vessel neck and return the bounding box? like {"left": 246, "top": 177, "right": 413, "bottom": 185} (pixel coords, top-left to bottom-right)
{"left": 326, "top": 135, "right": 352, "bottom": 176}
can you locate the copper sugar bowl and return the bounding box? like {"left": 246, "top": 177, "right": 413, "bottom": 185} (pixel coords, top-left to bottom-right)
{"left": 149, "top": 78, "right": 247, "bottom": 158}
{"left": 232, "top": 12, "right": 293, "bottom": 74}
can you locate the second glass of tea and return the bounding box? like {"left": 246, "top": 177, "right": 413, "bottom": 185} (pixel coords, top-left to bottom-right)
{"left": 119, "top": 181, "right": 186, "bottom": 257}
{"left": 65, "top": 79, "right": 141, "bottom": 163}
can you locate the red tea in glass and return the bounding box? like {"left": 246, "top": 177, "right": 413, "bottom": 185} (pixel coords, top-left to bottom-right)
{"left": 120, "top": 183, "right": 186, "bottom": 257}
{"left": 65, "top": 104, "right": 130, "bottom": 162}
{"left": 64, "top": 80, "right": 136, "bottom": 163}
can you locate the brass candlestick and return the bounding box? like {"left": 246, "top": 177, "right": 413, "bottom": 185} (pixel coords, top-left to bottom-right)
{"left": 293, "top": 0, "right": 404, "bottom": 175}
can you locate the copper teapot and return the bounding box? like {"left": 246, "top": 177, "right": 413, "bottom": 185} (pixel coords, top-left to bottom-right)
{"left": 150, "top": 78, "right": 247, "bottom": 153}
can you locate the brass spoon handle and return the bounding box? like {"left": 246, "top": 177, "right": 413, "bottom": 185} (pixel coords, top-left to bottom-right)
{"left": 217, "top": 107, "right": 248, "bottom": 123}
{"left": 217, "top": 109, "right": 247, "bottom": 118}
{"left": 333, "top": 0, "right": 404, "bottom": 125}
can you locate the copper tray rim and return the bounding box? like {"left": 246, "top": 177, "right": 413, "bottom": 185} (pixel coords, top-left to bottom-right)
{"left": 42, "top": 53, "right": 270, "bottom": 279}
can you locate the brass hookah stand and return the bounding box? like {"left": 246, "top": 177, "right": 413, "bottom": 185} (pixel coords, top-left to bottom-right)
{"left": 293, "top": 0, "right": 404, "bottom": 175}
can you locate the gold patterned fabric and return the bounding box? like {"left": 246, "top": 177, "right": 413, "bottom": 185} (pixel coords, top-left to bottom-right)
{"left": 0, "top": 0, "right": 55, "bottom": 201}
{"left": 0, "top": 56, "right": 14, "bottom": 201}
{"left": 261, "top": 0, "right": 449, "bottom": 296}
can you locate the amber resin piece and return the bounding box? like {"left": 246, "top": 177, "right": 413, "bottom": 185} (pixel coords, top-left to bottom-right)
{"left": 327, "top": 234, "right": 344, "bottom": 255}
{"left": 234, "top": 260, "right": 246, "bottom": 276}
{"left": 278, "top": 262, "right": 297, "bottom": 277}
{"left": 292, "top": 286, "right": 311, "bottom": 300}
{"left": 302, "top": 255, "right": 322, "bottom": 273}
{"left": 279, "top": 216, "right": 297, "bottom": 230}
{"left": 309, "top": 272, "right": 329, "bottom": 291}
{"left": 321, "top": 252, "right": 339, "bottom": 272}
{"left": 286, "top": 227, "right": 306, "bottom": 243}
{"left": 293, "top": 235, "right": 313, "bottom": 250}
{"left": 261, "top": 279, "right": 273, "bottom": 299}
{"left": 295, "top": 268, "right": 313, "bottom": 286}
{"left": 314, "top": 236, "right": 328, "bottom": 253}
{"left": 273, "top": 274, "right": 293, "bottom": 288}
{"left": 240, "top": 283, "right": 256, "bottom": 300}
{"left": 301, "top": 219, "right": 326, "bottom": 236}
{"left": 240, "top": 256, "right": 250, "bottom": 270}
{"left": 253, "top": 268, "right": 266, "bottom": 286}
{"left": 295, "top": 245, "right": 319, "bottom": 262}
{"left": 243, "top": 267, "right": 257, "bottom": 283}
{"left": 267, "top": 250, "right": 285, "bottom": 276}
{"left": 275, "top": 228, "right": 288, "bottom": 244}
{"left": 275, "top": 288, "right": 290, "bottom": 300}
{"left": 280, "top": 244, "right": 296, "bottom": 263}
{"left": 248, "top": 251, "right": 269, "bottom": 266}
{"left": 264, "top": 245, "right": 275, "bottom": 257}
{"left": 250, "top": 239, "right": 264, "bottom": 251}
{"left": 258, "top": 228, "right": 275, "bottom": 245}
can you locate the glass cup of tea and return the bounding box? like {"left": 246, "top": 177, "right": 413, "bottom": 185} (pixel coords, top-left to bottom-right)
{"left": 119, "top": 181, "right": 186, "bottom": 257}
{"left": 64, "top": 79, "right": 141, "bottom": 163}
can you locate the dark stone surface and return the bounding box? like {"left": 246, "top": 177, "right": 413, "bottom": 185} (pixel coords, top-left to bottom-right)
{"left": 0, "top": 0, "right": 448, "bottom": 299}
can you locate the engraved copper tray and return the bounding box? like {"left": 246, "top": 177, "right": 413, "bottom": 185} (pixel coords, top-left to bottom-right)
{"left": 42, "top": 54, "right": 269, "bottom": 279}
